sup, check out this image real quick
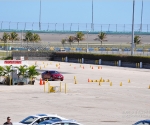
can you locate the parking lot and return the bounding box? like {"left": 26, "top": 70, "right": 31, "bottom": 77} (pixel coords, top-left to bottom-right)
{"left": 0, "top": 61, "right": 150, "bottom": 125}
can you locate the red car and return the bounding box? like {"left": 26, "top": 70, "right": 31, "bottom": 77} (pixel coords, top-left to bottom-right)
{"left": 41, "top": 70, "right": 64, "bottom": 81}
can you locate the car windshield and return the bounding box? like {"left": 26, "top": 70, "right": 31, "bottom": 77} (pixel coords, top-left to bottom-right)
{"left": 50, "top": 71, "right": 59, "bottom": 74}
{"left": 20, "top": 116, "right": 38, "bottom": 124}
{"left": 135, "top": 122, "right": 150, "bottom": 125}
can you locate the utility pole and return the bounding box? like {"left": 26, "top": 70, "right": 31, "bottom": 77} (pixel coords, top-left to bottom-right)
{"left": 39, "top": 0, "right": 41, "bottom": 30}
{"left": 131, "top": 0, "right": 135, "bottom": 56}
{"left": 91, "top": 0, "right": 93, "bottom": 31}
{"left": 140, "top": 0, "right": 143, "bottom": 32}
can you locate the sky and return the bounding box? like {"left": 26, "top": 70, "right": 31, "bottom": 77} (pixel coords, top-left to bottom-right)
{"left": 0, "top": 0, "right": 149, "bottom": 31}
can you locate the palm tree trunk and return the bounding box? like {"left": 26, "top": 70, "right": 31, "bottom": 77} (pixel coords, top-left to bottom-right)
{"left": 9, "top": 75, "right": 11, "bottom": 86}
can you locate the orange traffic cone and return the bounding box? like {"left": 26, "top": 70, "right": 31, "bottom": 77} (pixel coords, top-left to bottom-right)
{"left": 74, "top": 67, "right": 76, "bottom": 69}
{"left": 88, "top": 78, "right": 91, "bottom": 82}
{"left": 92, "top": 66, "right": 93, "bottom": 69}
{"left": 40, "top": 78, "right": 43, "bottom": 85}
{"left": 83, "top": 66, "right": 84, "bottom": 69}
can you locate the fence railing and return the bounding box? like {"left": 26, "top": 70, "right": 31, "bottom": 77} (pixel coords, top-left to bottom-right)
{"left": 0, "top": 21, "right": 150, "bottom": 33}
{"left": 1, "top": 47, "right": 150, "bottom": 57}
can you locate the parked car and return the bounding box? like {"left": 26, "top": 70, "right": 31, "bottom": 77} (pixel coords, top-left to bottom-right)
{"left": 38, "top": 120, "right": 83, "bottom": 125}
{"left": 133, "top": 119, "right": 150, "bottom": 125}
{"left": 41, "top": 70, "right": 64, "bottom": 81}
{"left": 58, "top": 49, "right": 66, "bottom": 52}
{"left": 13, "top": 114, "right": 68, "bottom": 125}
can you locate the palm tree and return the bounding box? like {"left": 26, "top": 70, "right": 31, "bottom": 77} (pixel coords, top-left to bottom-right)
{"left": 2, "top": 32, "right": 10, "bottom": 51}
{"left": 3, "top": 65, "right": 13, "bottom": 85}
{"left": 98, "top": 32, "right": 107, "bottom": 45}
{"left": 32, "top": 33, "right": 41, "bottom": 44}
{"left": 2, "top": 32, "right": 10, "bottom": 43}
{"left": 9, "top": 32, "right": 19, "bottom": 43}
{"left": 134, "top": 35, "right": 141, "bottom": 47}
{"left": 68, "top": 36, "right": 74, "bottom": 46}
{"left": 27, "top": 65, "right": 39, "bottom": 84}
{"left": 15, "top": 65, "right": 28, "bottom": 83}
{"left": 75, "top": 32, "right": 84, "bottom": 44}
{"left": 61, "top": 39, "right": 66, "bottom": 47}
{"left": 15, "top": 65, "right": 28, "bottom": 77}
{"left": 25, "top": 31, "right": 33, "bottom": 46}
{"left": 0, "top": 66, "right": 4, "bottom": 83}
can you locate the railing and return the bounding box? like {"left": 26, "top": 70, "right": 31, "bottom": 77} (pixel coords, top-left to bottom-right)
{"left": 0, "top": 21, "right": 150, "bottom": 33}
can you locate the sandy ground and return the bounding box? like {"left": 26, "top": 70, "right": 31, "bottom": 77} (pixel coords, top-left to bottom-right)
{"left": 0, "top": 61, "right": 150, "bottom": 125}
{"left": 0, "top": 32, "right": 150, "bottom": 44}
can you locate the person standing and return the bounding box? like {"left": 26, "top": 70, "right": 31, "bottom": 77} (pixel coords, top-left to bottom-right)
{"left": 3, "top": 117, "right": 13, "bottom": 125}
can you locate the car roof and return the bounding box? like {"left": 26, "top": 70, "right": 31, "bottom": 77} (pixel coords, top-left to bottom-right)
{"left": 37, "top": 114, "right": 67, "bottom": 120}
{"left": 31, "top": 114, "right": 59, "bottom": 118}
{"left": 44, "top": 70, "right": 57, "bottom": 72}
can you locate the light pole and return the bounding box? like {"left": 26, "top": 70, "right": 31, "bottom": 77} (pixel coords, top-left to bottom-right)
{"left": 140, "top": 0, "right": 143, "bottom": 32}
{"left": 17, "top": 22, "right": 19, "bottom": 30}
{"left": 21, "top": 30, "right": 23, "bottom": 47}
{"left": 70, "top": 23, "right": 72, "bottom": 31}
{"left": 47, "top": 23, "right": 49, "bottom": 31}
{"left": 39, "top": 0, "right": 41, "bottom": 30}
{"left": 1, "top": 21, "right": 3, "bottom": 29}
{"left": 91, "top": 0, "right": 93, "bottom": 31}
{"left": 63, "top": 23, "right": 64, "bottom": 31}
{"left": 24, "top": 22, "right": 26, "bottom": 30}
{"left": 55, "top": 23, "right": 57, "bottom": 31}
{"left": 108, "top": 24, "right": 110, "bottom": 32}
{"left": 32, "top": 22, "right": 34, "bottom": 30}
{"left": 9, "top": 21, "right": 11, "bottom": 30}
{"left": 131, "top": 0, "right": 135, "bottom": 56}
{"left": 87, "top": 31, "right": 90, "bottom": 53}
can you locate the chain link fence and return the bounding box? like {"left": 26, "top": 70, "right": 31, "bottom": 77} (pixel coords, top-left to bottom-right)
{"left": 0, "top": 21, "right": 150, "bottom": 33}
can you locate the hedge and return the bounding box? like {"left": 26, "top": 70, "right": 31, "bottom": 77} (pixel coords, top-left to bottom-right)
{"left": 54, "top": 52, "right": 150, "bottom": 63}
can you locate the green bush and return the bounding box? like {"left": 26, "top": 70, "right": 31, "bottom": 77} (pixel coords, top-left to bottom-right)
{"left": 0, "top": 56, "right": 13, "bottom": 60}
{"left": 55, "top": 52, "right": 150, "bottom": 63}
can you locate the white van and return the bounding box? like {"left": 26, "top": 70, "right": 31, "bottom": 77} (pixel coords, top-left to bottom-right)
{"left": 58, "top": 49, "right": 66, "bottom": 52}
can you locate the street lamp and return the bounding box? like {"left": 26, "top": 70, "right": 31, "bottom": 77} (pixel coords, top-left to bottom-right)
{"left": 32, "top": 22, "right": 34, "bottom": 30}
{"left": 17, "top": 22, "right": 19, "bottom": 30}
{"left": 70, "top": 23, "right": 72, "bottom": 31}
{"left": 87, "top": 31, "right": 90, "bottom": 53}
{"left": 24, "top": 22, "right": 26, "bottom": 30}
{"left": 108, "top": 24, "right": 110, "bottom": 32}
{"left": 1, "top": 21, "right": 3, "bottom": 29}
{"left": 55, "top": 23, "right": 57, "bottom": 31}
{"left": 63, "top": 23, "right": 64, "bottom": 31}
{"left": 47, "top": 23, "right": 49, "bottom": 31}
{"left": 91, "top": 0, "right": 93, "bottom": 31}
{"left": 9, "top": 21, "right": 11, "bottom": 30}
{"left": 131, "top": 0, "right": 135, "bottom": 56}
{"left": 39, "top": 0, "right": 41, "bottom": 30}
{"left": 140, "top": 0, "right": 143, "bottom": 32}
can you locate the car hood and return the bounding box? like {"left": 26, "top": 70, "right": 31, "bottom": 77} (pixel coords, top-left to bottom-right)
{"left": 13, "top": 122, "right": 26, "bottom": 125}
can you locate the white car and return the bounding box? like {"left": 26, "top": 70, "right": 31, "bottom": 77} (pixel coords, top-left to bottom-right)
{"left": 13, "top": 114, "right": 68, "bottom": 125}
{"left": 38, "top": 120, "right": 83, "bottom": 125}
